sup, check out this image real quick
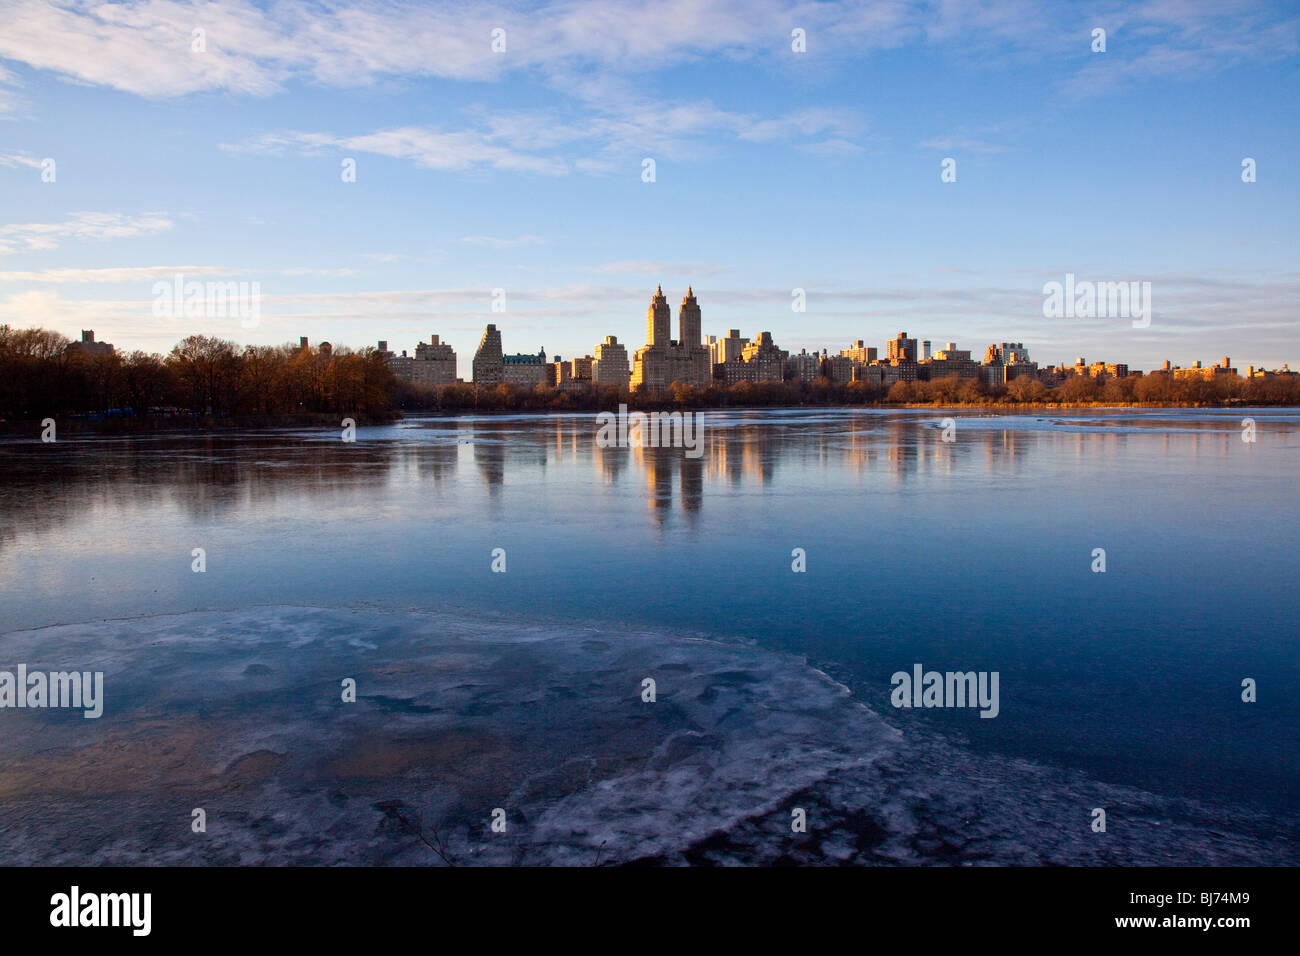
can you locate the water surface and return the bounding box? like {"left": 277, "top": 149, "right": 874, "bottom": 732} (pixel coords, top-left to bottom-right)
{"left": 1, "top": 408, "right": 1296, "bottom": 864}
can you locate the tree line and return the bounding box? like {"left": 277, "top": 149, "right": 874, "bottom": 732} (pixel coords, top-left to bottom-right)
{"left": 0, "top": 326, "right": 396, "bottom": 423}
{"left": 397, "top": 370, "right": 1300, "bottom": 411}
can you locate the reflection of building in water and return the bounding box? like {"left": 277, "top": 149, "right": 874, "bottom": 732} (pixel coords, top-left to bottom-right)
{"left": 592, "top": 435, "right": 628, "bottom": 485}
{"left": 982, "top": 426, "right": 1032, "bottom": 477}
{"left": 473, "top": 433, "right": 505, "bottom": 491}
{"left": 389, "top": 442, "right": 459, "bottom": 484}
{"left": 631, "top": 444, "right": 705, "bottom": 528}
{"left": 638, "top": 445, "right": 676, "bottom": 522}
{"left": 679, "top": 455, "right": 703, "bottom": 516}
{"left": 702, "top": 420, "right": 777, "bottom": 487}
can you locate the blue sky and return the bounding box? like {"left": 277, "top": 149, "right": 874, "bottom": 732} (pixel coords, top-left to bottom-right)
{"left": 1, "top": 0, "right": 1297, "bottom": 378}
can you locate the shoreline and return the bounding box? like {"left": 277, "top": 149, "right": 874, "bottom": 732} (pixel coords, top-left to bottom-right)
{"left": 1, "top": 401, "right": 1291, "bottom": 436}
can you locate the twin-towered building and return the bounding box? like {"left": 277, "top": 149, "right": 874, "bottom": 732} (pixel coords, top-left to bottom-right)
{"left": 630, "top": 285, "right": 713, "bottom": 392}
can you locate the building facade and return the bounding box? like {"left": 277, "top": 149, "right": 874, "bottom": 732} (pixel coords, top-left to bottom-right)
{"left": 69, "top": 330, "right": 114, "bottom": 357}
{"left": 503, "top": 348, "right": 547, "bottom": 386}
{"left": 887, "top": 332, "right": 918, "bottom": 363}
{"left": 592, "top": 335, "right": 631, "bottom": 389}
{"left": 473, "top": 324, "right": 505, "bottom": 385}
{"left": 631, "top": 286, "right": 712, "bottom": 392}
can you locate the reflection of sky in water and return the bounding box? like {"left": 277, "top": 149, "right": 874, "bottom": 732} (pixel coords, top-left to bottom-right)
{"left": 0, "top": 408, "right": 1297, "bottom": 859}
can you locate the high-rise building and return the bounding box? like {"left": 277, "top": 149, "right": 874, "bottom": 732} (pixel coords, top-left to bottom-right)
{"left": 787, "top": 349, "right": 822, "bottom": 383}
{"left": 714, "top": 331, "right": 789, "bottom": 384}
{"left": 631, "top": 286, "right": 712, "bottom": 392}
{"left": 921, "top": 341, "right": 980, "bottom": 380}
{"left": 825, "top": 354, "right": 856, "bottom": 383}
{"left": 569, "top": 355, "right": 593, "bottom": 382}
{"left": 473, "top": 324, "right": 504, "bottom": 385}
{"left": 549, "top": 356, "right": 570, "bottom": 387}
{"left": 592, "top": 336, "right": 630, "bottom": 389}
{"left": 981, "top": 342, "right": 1038, "bottom": 385}
{"left": 840, "top": 340, "right": 877, "bottom": 366}
{"left": 887, "top": 332, "right": 917, "bottom": 363}
{"left": 396, "top": 334, "right": 457, "bottom": 386}
{"left": 740, "top": 331, "right": 788, "bottom": 381}
{"left": 1172, "top": 357, "right": 1235, "bottom": 381}
{"left": 646, "top": 284, "right": 671, "bottom": 347}
{"left": 710, "top": 329, "right": 749, "bottom": 365}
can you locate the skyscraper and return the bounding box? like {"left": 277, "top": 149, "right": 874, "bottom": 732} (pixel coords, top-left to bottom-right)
{"left": 592, "top": 336, "right": 631, "bottom": 389}
{"left": 473, "top": 323, "right": 504, "bottom": 385}
{"left": 630, "top": 286, "right": 712, "bottom": 392}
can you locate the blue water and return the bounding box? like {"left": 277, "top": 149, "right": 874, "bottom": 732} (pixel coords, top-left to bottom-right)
{"left": 1, "top": 407, "right": 1296, "bottom": 863}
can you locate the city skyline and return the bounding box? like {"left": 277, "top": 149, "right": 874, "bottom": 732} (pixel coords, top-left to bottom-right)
{"left": 48, "top": 283, "right": 1293, "bottom": 388}
{"left": 0, "top": 1, "right": 1296, "bottom": 373}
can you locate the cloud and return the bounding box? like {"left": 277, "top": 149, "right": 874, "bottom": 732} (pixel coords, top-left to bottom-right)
{"left": 3, "top": 0, "right": 1293, "bottom": 108}
{"left": 460, "top": 235, "right": 546, "bottom": 249}
{"left": 590, "top": 261, "right": 731, "bottom": 278}
{"left": 0, "top": 213, "right": 173, "bottom": 255}
{"left": 0, "top": 1, "right": 914, "bottom": 99}
{"left": 0, "top": 264, "right": 230, "bottom": 283}
{"left": 224, "top": 101, "right": 867, "bottom": 175}
{"left": 223, "top": 127, "right": 570, "bottom": 174}
{"left": 1059, "top": 1, "right": 1300, "bottom": 98}
{"left": 919, "top": 134, "right": 1010, "bottom": 154}
{"left": 0, "top": 152, "right": 44, "bottom": 169}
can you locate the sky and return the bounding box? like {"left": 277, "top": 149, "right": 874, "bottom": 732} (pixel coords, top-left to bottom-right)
{"left": 0, "top": 0, "right": 1297, "bottom": 378}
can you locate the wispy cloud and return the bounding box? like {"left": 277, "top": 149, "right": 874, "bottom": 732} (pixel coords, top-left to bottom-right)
{"left": 0, "top": 213, "right": 173, "bottom": 255}
{"left": 3, "top": 0, "right": 1292, "bottom": 104}
{"left": 590, "top": 260, "right": 732, "bottom": 278}
{"left": 224, "top": 101, "right": 866, "bottom": 175}
{"left": 460, "top": 235, "right": 546, "bottom": 249}
{"left": 919, "top": 135, "right": 1010, "bottom": 155}
{"left": 0, "top": 264, "right": 356, "bottom": 282}
{"left": 0, "top": 151, "right": 43, "bottom": 169}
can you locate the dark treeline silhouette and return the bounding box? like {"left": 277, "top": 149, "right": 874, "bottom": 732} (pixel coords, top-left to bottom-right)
{"left": 0, "top": 327, "right": 396, "bottom": 424}
{"left": 886, "top": 371, "right": 1300, "bottom": 406}
{"left": 399, "top": 371, "right": 1300, "bottom": 412}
